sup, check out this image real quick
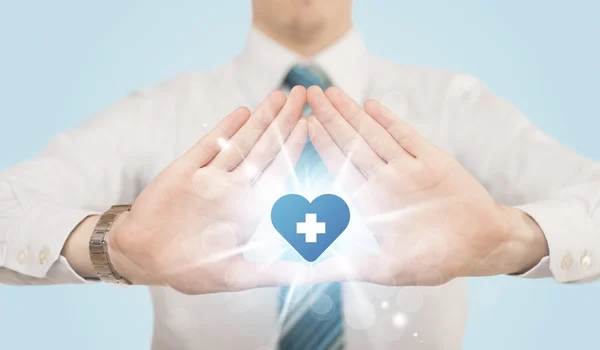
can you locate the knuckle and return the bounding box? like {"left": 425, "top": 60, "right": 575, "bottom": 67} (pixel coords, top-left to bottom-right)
{"left": 339, "top": 134, "right": 360, "bottom": 155}
{"left": 345, "top": 105, "right": 363, "bottom": 123}
{"left": 319, "top": 106, "right": 339, "bottom": 124}
{"left": 236, "top": 138, "right": 253, "bottom": 156}
{"left": 398, "top": 130, "right": 417, "bottom": 150}
{"left": 256, "top": 115, "right": 274, "bottom": 130}
{"left": 279, "top": 113, "right": 298, "bottom": 131}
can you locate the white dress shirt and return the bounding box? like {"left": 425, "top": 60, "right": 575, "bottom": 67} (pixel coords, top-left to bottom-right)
{"left": 1, "top": 26, "right": 600, "bottom": 349}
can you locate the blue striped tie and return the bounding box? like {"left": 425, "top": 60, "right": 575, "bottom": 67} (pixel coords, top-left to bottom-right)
{"left": 278, "top": 65, "right": 345, "bottom": 350}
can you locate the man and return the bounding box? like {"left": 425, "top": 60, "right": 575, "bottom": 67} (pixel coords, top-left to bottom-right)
{"left": 1, "top": 1, "right": 599, "bottom": 350}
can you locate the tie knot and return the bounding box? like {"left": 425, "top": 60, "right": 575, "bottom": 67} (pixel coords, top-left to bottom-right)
{"left": 284, "top": 65, "right": 332, "bottom": 91}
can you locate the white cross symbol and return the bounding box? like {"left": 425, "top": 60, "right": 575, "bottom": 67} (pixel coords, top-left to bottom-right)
{"left": 296, "top": 213, "right": 326, "bottom": 243}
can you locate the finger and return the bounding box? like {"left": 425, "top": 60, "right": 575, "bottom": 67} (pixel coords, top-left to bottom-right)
{"left": 226, "top": 260, "right": 310, "bottom": 291}
{"left": 210, "top": 90, "right": 287, "bottom": 170}
{"left": 326, "top": 87, "right": 411, "bottom": 162}
{"left": 311, "top": 245, "right": 451, "bottom": 286}
{"left": 233, "top": 86, "right": 306, "bottom": 178}
{"left": 307, "top": 255, "right": 390, "bottom": 284}
{"left": 365, "top": 99, "right": 439, "bottom": 159}
{"left": 254, "top": 118, "right": 308, "bottom": 195}
{"left": 182, "top": 107, "right": 251, "bottom": 167}
{"left": 307, "top": 116, "right": 366, "bottom": 195}
{"left": 308, "top": 254, "right": 425, "bottom": 286}
{"left": 253, "top": 261, "right": 310, "bottom": 287}
{"left": 307, "top": 85, "right": 385, "bottom": 177}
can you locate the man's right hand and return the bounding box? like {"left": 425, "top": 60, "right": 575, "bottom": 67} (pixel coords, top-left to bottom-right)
{"left": 103, "top": 87, "right": 308, "bottom": 294}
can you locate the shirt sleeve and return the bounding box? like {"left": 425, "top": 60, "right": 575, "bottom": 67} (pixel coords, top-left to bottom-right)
{"left": 446, "top": 74, "right": 600, "bottom": 283}
{"left": 0, "top": 81, "right": 180, "bottom": 285}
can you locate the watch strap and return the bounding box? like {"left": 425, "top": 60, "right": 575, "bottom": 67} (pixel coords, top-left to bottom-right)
{"left": 89, "top": 204, "right": 132, "bottom": 286}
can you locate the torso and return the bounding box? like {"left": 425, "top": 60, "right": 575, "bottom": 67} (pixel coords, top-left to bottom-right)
{"left": 142, "top": 56, "right": 469, "bottom": 350}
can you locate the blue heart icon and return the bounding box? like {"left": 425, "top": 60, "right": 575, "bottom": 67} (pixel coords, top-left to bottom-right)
{"left": 271, "top": 194, "right": 350, "bottom": 262}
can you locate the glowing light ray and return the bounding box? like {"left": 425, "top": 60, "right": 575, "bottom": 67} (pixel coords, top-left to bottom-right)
{"left": 338, "top": 234, "right": 401, "bottom": 263}
{"left": 169, "top": 240, "right": 266, "bottom": 275}
{"left": 253, "top": 245, "right": 295, "bottom": 275}
{"left": 337, "top": 238, "right": 402, "bottom": 279}
{"left": 301, "top": 168, "right": 314, "bottom": 197}
{"left": 328, "top": 248, "right": 370, "bottom": 293}
{"left": 269, "top": 254, "right": 320, "bottom": 348}
{"left": 215, "top": 137, "right": 247, "bottom": 166}
{"left": 279, "top": 145, "right": 302, "bottom": 191}
{"left": 268, "top": 275, "right": 300, "bottom": 349}
{"left": 277, "top": 277, "right": 332, "bottom": 339}
{"left": 329, "top": 248, "right": 380, "bottom": 348}
{"left": 361, "top": 197, "right": 457, "bottom": 225}
{"left": 278, "top": 281, "right": 297, "bottom": 325}
{"left": 341, "top": 236, "right": 391, "bottom": 257}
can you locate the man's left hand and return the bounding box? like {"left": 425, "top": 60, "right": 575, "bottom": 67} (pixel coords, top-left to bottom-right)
{"left": 305, "top": 86, "right": 549, "bottom": 286}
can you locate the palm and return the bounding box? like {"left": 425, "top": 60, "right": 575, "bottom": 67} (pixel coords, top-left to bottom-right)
{"left": 306, "top": 86, "right": 507, "bottom": 286}
{"left": 367, "top": 158, "right": 500, "bottom": 281}
{"left": 110, "top": 88, "right": 310, "bottom": 294}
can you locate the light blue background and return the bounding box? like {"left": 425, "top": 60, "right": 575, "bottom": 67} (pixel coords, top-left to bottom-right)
{"left": 1, "top": 1, "right": 599, "bottom": 349}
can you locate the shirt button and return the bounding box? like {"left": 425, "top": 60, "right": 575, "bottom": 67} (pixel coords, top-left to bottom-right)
{"left": 561, "top": 255, "right": 572, "bottom": 270}
{"left": 580, "top": 255, "right": 592, "bottom": 270}
{"left": 16, "top": 250, "right": 27, "bottom": 264}
{"left": 39, "top": 249, "right": 49, "bottom": 265}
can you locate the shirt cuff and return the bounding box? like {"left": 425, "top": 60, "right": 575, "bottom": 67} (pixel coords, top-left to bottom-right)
{"left": 2, "top": 204, "right": 101, "bottom": 284}
{"left": 515, "top": 199, "right": 600, "bottom": 283}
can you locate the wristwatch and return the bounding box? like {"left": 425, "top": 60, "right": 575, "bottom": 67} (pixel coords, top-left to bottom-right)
{"left": 89, "top": 204, "right": 132, "bottom": 286}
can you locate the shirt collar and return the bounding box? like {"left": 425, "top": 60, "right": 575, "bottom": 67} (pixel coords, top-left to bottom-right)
{"left": 233, "top": 26, "right": 369, "bottom": 109}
